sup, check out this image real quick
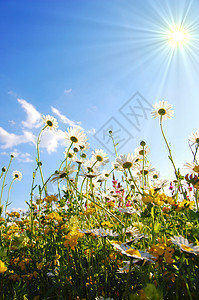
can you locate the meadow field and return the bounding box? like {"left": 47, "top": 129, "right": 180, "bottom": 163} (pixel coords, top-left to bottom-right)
{"left": 0, "top": 101, "right": 199, "bottom": 300}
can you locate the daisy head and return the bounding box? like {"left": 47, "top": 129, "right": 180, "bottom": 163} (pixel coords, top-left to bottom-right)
{"left": 114, "top": 154, "right": 138, "bottom": 170}
{"left": 64, "top": 147, "right": 76, "bottom": 160}
{"left": 184, "top": 162, "right": 199, "bottom": 175}
{"left": 135, "top": 145, "right": 150, "bottom": 157}
{"left": 65, "top": 127, "right": 88, "bottom": 148}
{"left": 92, "top": 149, "right": 109, "bottom": 166}
{"left": 171, "top": 236, "right": 199, "bottom": 255}
{"left": 151, "top": 101, "right": 174, "bottom": 120}
{"left": 189, "top": 130, "right": 199, "bottom": 145}
{"left": 12, "top": 171, "right": 22, "bottom": 181}
{"left": 42, "top": 115, "right": 58, "bottom": 130}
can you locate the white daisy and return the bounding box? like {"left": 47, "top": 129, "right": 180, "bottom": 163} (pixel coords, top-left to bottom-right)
{"left": 184, "top": 162, "right": 199, "bottom": 175}
{"left": 171, "top": 236, "right": 199, "bottom": 255}
{"left": 111, "top": 243, "right": 155, "bottom": 262}
{"left": 79, "top": 141, "right": 90, "bottom": 151}
{"left": 91, "top": 149, "right": 109, "bottom": 166}
{"left": 82, "top": 159, "right": 100, "bottom": 178}
{"left": 151, "top": 101, "right": 174, "bottom": 120}
{"left": 42, "top": 115, "right": 58, "bottom": 130}
{"left": 64, "top": 148, "right": 76, "bottom": 160}
{"left": 117, "top": 207, "right": 140, "bottom": 215}
{"left": 50, "top": 165, "right": 76, "bottom": 182}
{"left": 134, "top": 163, "right": 155, "bottom": 177}
{"left": 189, "top": 130, "right": 199, "bottom": 145}
{"left": 91, "top": 228, "right": 118, "bottom": 238}
{"left": 114, "top": 154, "right": 138, "bottom": 170}
{"left": 12, "top": 171, "right": 22, "bottom": 181}
{"left": 151, "top": 170, "right": 160, "bottom": 180}
{"left": 90, "top": 178, "right": 101, "bottom": 190}
{"left": 153, "top": 179, "right": 169, "bottom": 190}
{"left": 134, "top": 145, "right": 150, "bottom": 157}
{"left": 65, "top": 127, "right": 88, "bottom": 148}
{"left": 98, "top": 169, "right": 111, "bottom": 182}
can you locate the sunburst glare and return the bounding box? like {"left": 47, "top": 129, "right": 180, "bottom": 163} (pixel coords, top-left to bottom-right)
{"left": 168, "top": 25, "right": 188, "bottom": 47}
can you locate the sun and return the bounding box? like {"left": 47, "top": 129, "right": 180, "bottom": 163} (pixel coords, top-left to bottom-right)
{"left": 168, "top": 25, "right": 188, "bottom": 47}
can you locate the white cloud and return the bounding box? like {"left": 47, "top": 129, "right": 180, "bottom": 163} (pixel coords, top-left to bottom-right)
{"left": 8, "top": 90, "right": 17, "bottom": 97}
{"left": 0, "top": 127, "right": 36, "bottom": 149}
{"left": 87, "top": 128, "right": 96, "bottom": 134}
{"left": 51, "top": 106, "right": 82, "bottom": 128}
{"left": 64, "top": 88, "right": 72, "bottom": 94}
{"left": 17, "top": 98, "right": 42, "bottom": 129}
{"left": 11, "top": 149, "right": 34, "bottom": 163}
{"left": 9, "top": 120, "right": 16, "bottom": 126}
{"left": 0, "top": 151, "right": 8, "bottom": 155}
{"left": 40, "top": 129, "right": 67, "bottom": 154}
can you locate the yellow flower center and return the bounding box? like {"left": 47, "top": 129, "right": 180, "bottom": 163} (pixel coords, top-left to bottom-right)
{"left": 181, "top": 244, "right": 193, "bottom": 252}
{"left": 193, "top": 165, "right": 199, "bottom": 173}
{"left": 47, "top": 120, "right": 53, "bottom": 127}
{"left": 158, "top": 108, "right": 166, "bottom": 116}
{"left": 126, "top": 249, "right": 141, "bottom": 257}
{"left": 71, "top": 136, "right": 78, "bottom": 143}
{"left": 123, "top": 162, "right": 133, "bottom": 169}
{"left": 96, "top": 155, "right": 103, "bottom": 162}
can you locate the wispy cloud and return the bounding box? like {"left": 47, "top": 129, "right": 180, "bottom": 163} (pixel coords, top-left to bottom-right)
{"left": 64, "top": 88, "right": 72, "bottom": 94}
{"left": 0, "top": 127, "right": 36, "bottom": 149}
{"left": 17, "top": 98, "right": 42, "bottom": 129}
{"left": 40, "top": 129, "right": 67, "bottom": 154}
{"left": 51, "top": 106, "right": 82, "bottom": 128}
{"left": 87, "top": 128, "right": 96, "bottom": 134}
{"left": 8, "top": 90, "right": 17, "bottom": 97}
{"left": 10, "top": 149, "right": 34, "bottom": 163}
{"left": 0, "top": 99, "right": 85, "bottom": 156}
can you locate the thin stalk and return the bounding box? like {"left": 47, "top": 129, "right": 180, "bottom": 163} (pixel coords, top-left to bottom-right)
{"left": 109, "top": 130, "right": 118, "bottom": 157}
{"left": 36, "top": 126, "right": 47, "bottom": 196}
{"left": 160, "top": 117, "right": 178, "bottom": 179}
{"left": 4, "top": 178, "right": 15, "bottom": 221}
{"left": 123, "top": 258, "right": 133, "bottom": 299}
{"left": 0, "top": 155, "right": 14, "bottom": 208}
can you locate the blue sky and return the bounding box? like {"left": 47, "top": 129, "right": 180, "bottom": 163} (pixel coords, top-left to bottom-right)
{"left": 0, "top": 0, "right": 199, "bottom": 210}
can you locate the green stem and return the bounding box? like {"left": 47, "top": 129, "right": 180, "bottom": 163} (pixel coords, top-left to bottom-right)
{"left": 123, "top": 258, "right": 133, "bottom": 299}
{"left": 5, "top": 178, "right": 15, "bottom": 221}
{"left": 160, "top": 117, "right": 178, "bottom": 178}
{"left": 109, "top": 130, "right": 118, "bottom": 157}
{"left": 0, "top": 155, "right": 14, "bottom": 208}
{"left": 36, "top": 126, "right": 47, "bottom": 196}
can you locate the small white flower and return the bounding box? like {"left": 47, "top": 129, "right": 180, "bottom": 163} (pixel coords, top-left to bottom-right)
{"left": 82, "top": 159, "right": 100, "bottom": 178}
{"left": 64, "top": 148, "right": 76, "bottom": 160}
{"left": 134, "top": 145, "right": 150, "bottom": 157}
{"left": 98, "top": 170, "right": 111, "bottom": 182}
{"left": 51, "top": 166, "right": 76, "bottom": 182}
{"left": 92, "top": 149, "right": 109, "bottom": 166}
{"left": 151, "top": 101, "right": 174, "bottom": 120}
{"left": 91, "top": 228, "right": 118, "bottom": 238}
{"left": 12, "top": 171, "right": 22, "bottom": 181}
{"left": 117, "top": 207, "right": 140, "bottom": 215}
{"left": 134, "top": 163, "right": 155, "bottom": 177}
{"left": 111, "top": 243, "right": 155, "bottom": 262}
{"left": 65, "top": 127, "right": 87, "bottom": 148}
{"left": 114, "top": 154, "right": 138, "bottom": 170}
{"left": 184, "top": 162, "right": 199, "bottom": 175}
{"left": 189, "top": 130, "right": 199, "bottom": 145}
{"left": 171, "top": 236, "right": 199, "bottom": 255}
{"left": 42, "top": 115, "right": 58, "bottom": 130}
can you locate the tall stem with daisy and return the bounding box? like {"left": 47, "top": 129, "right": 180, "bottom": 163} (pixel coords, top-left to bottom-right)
{"left": 36, "top": 115, "right": 58, "bottom": 196}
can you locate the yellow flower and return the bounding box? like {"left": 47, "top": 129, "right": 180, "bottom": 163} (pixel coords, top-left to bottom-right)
{"left": 0, "top": 260, "right": 7, "bottom": 273}
{"left": 36, "top": 262, "right": 44, "bottom": 270}
{"left": 126, "top": 249, "right": 141, "bottom": 257}
{"left": 9, "top": 274, "right": 20, "bottom": 281}
{"left": 43, "top": 195, "right": 58, "bottom": 203}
